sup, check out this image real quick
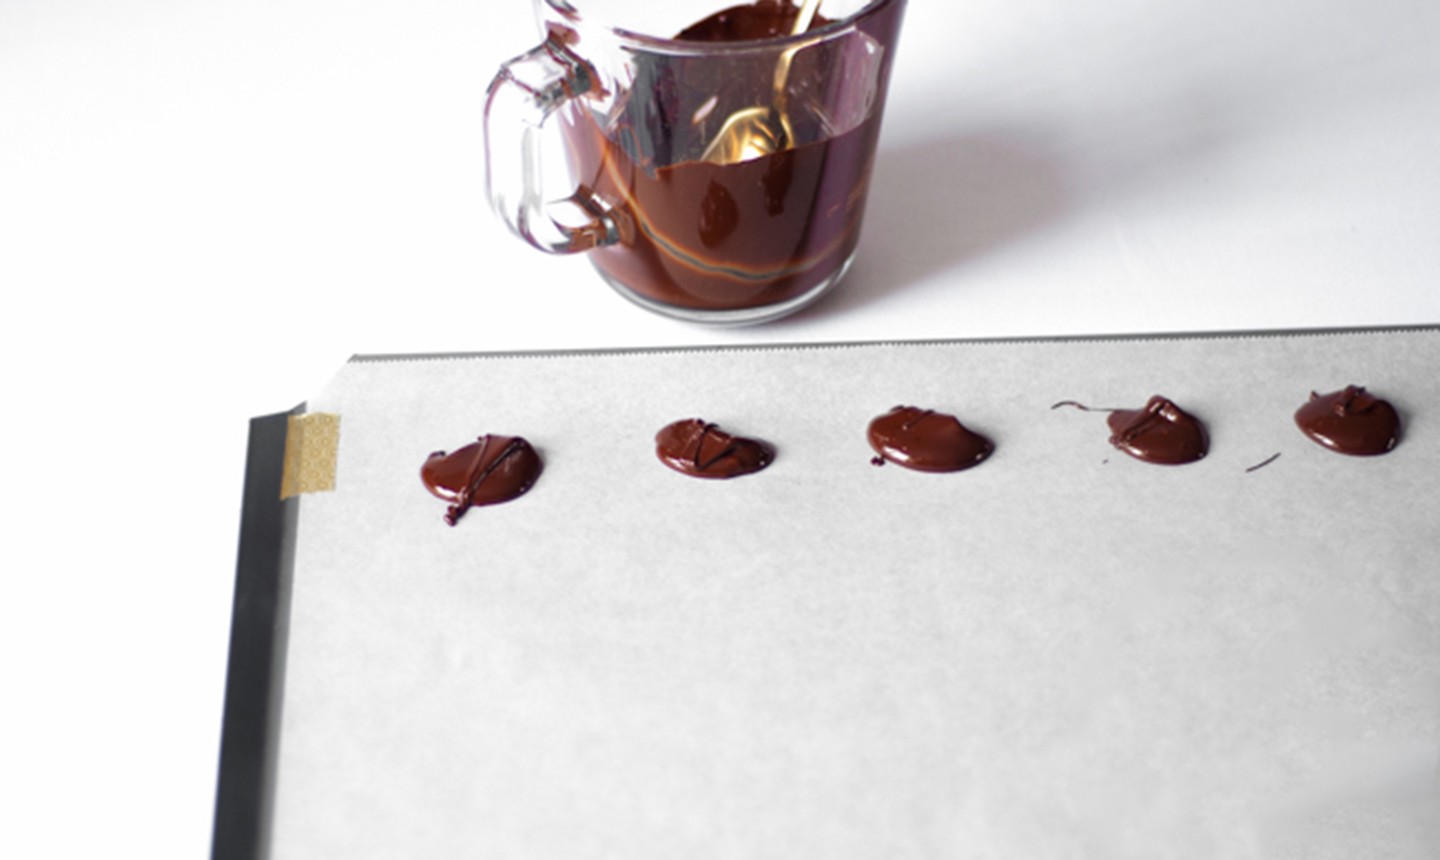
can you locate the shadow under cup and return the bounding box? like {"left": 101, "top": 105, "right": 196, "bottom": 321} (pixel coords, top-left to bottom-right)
{"left": 493, "top": 0, "right": 907, "bottom": 324}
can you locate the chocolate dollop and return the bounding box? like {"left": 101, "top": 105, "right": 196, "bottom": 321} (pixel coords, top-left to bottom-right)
{"left": 655, "top": 418, "right": 775, "bottom": 478}
{"left": 866, "top": 406, "right": 994, "bottom": 472}
{"left": 1104, "top": 395, "right": 1209, "bottom": 465}
{"left": 1294, "top": 385, "right": 1400, "bottom": 455}
{"left": 421, "top": 434, "right": 543, "bottom": 526}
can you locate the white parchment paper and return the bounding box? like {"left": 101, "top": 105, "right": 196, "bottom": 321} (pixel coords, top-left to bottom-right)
{"left": 270, "top": 328, "right": 1440, "bottom": 859}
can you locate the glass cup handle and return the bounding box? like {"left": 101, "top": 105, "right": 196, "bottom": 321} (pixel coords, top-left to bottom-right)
{"left": 484, "top": 39, "right": 618, "bottom": 254}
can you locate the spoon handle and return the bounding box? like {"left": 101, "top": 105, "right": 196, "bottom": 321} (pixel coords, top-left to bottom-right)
{"left": 773, "top": 0, "right": 824, "bottom": 91}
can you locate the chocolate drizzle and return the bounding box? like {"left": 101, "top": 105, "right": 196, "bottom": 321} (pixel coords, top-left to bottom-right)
{"left": 421, "top": 434, "right": 543, "bottom": 525}
{"left": 1054, "top": 396, "right": 1208, "bottom": 465}
{"left": 1294, "top": 385, "right": 1400, "bottom": 455}
{"left": 1245, "top": 452, "right": 1281, "bottom": 473}
{"left": 866, "top": 405, "right": 994, "bottom": 472}
{"left": 655, "top": 418, "right": 774, "bottom": 478}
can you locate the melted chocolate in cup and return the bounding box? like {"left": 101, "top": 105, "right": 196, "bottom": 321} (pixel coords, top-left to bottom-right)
{"left": 655, "top": 418, "right": 774, "bottom": 479}
{"left": 1294, "top": 385, "right": 1401, "bottom": 455}
{"left": 867, "top": 406, "right": 994, "bottom": 472}
{"left": 1104, "top": 395, "right": 1209, "bottom": 465}
{"left": 421, "top": 434, "right": 543, "bottom": 526}
{"left": 567, "top": 105, "right": 876, "bottom": 316}
{"left": 557, "top": 0, "right": 903, "bottom": 320}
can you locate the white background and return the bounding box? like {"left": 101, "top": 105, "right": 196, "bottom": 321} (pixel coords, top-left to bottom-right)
{"left": 1, "top": 0, "right": 1437, "bottom": 856}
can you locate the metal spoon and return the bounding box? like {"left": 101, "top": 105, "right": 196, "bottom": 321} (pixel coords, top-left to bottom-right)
{"left": 699, "top": 0, "right": 823, "bottom": 164}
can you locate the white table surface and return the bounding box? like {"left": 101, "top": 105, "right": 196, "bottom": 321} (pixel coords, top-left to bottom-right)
{"left": 2, "top": 0, "right": 1436, "bottom": 856}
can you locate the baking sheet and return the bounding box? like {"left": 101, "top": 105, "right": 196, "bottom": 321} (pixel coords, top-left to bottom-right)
{"left": 250, "top": 328, "right": 1440, "bottom": 859}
